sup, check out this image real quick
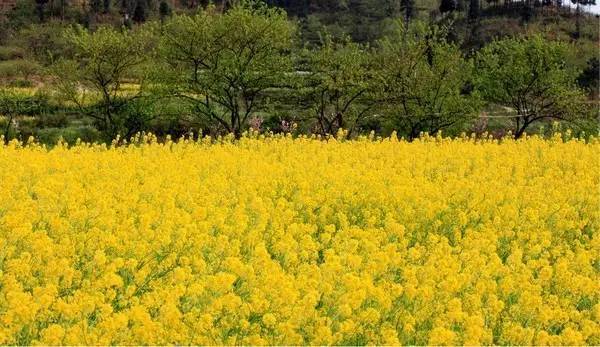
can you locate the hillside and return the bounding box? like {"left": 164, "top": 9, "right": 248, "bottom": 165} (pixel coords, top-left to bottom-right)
{"left": 0, "top": 0, "right": 597, "bottom": 145}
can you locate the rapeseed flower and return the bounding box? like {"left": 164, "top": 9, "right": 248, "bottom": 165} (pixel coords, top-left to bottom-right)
{"left": 0, "top": 133, "right": 598, "bottom": 345}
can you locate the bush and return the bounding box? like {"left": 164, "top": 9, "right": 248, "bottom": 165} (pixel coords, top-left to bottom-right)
{"left": 0, "top": 46, "right": 26, "bottom": 61}
{"left": 16, "top": 23, "right": 71, "bottom": 66}
{"left": 35, "top": 112, "right": 69, "bottom": 128}
{"left": 577, "top": 57, "right": 599, "bottom": 96}
{"left": 5, "top": 0, "right": 37, "bottom": 28}
{"left": 7, "top": 79, "right": 35, "bottom": 88}
{"left": 36, "top": 126, "right": 101, "bottom": 145}
{"left": 0, "top": 90, "right": 53, "bottom": 116}
{"left": 0, "top": 59, "right": 41, "bottom": 79}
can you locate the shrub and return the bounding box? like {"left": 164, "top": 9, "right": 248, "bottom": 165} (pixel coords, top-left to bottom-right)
{"left": 35, "top": 112, "right": 69, "bottom": 128}
{"left": 0, "top": 59, "right": 41, "bottom": 79}
{"left": 6, "top": 79, "right": 35, "bottom": 88}
{"left": 0, "top": 46, "right": 26, "bottom": 61}
{"left": 16, "top": 22, "right": 71, "bottom": 66}
{"left": 35, "top": 125, "right": 101, "bottom": 145}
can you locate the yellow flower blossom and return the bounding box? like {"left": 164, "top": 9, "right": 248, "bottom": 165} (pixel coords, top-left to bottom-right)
{"left": 0, "top": 133, "right": 597, "bottom": 345}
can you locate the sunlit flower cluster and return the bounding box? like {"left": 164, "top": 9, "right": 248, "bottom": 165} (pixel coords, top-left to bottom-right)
{"left": 0, "top": 132, "right": 598, "bottom": 345}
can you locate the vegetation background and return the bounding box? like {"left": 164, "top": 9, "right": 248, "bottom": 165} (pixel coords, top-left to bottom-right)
{"left": 0, "top": 0, "right": 598, "bottom": 144}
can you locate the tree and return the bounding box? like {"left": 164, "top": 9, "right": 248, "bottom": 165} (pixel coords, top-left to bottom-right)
{"left": 299, "top": 38, "right": 377, "bottom": 136}
{"left": 157, "top": 3, "right": 295, "bottom": 137}
{"left": 474, "top": 36, "right": 589, "bottom": 138}
{"left": 120, "top": 0, "right": 135, "bottom": 18}
{"left": 19, "top": 22, "right": 72, "bottom": 66}
{"left": 440, "top": 0, "right": 458, "bottom": 13}
{"left": 133, "top": 0, "right": 147, "bottom": 22}
{"left": 103, "top": 0, "right": 111, "bottom": 13}
{"left": 0, "top": 91, "right": 51, "bottom": 143}
{"left": 35, "top": 0, "right": 49, "bottom": 22}
{"left": 484, "top": 0, "right": 500, "bottom": 8}
{"left": 374, "top": 22, "right": 480, "bottom": 139}
{"left": 521, "top": 0, "right": 534, "bottom": 22}
{"left": 91, "top": 0, "right": 102, "bottom": 13}
{"left": 577, "top": 57, "right": 599, "bottom": 97}
{"left": 401, "top": 0, "right": 415, "bottom": 24}
{"left": 468, "top": 0, "right": 479, "bottom": 20}
{"left": 159, "top": 0, "right": 172, "bottom": 23}
{"left": 50, "top": 25, "right": 154, "bottom": 140}
{"left": 571, "top": 0, "right": 596, "bottom": 39}
{"left": 56, "top": 0, "right": 68, "bottom": 21}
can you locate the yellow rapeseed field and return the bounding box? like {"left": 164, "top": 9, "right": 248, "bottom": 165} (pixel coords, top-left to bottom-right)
{"left": 0, "top": 132, "right": 599, "bottom": 345}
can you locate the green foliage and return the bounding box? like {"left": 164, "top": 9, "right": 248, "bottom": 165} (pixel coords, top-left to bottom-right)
{"left": 0, "top": 90, "right": 31, "bottom": 117}
{"left": 133, "top": 0, "right": 148, "bottom": 23}
{"left": 374, "top": 22, "right": 480, "bottom": 139}
{"left": 50, "top": 24, "right": 155, "bottom": 139}
{"left": 0, "top": 59, "right": 41, "bottom": 79}
{"left": 36, "top": 126, "right": 101, "bottom": 145}
{"left": 299, "top": 37, "right": 377, "bottom": 136}
{"left": 290, "top": 0, "right": 404, "bottom": 44}
{"left": 7, "top": 79, "right": 35, "bottom": 88}
{"left": 0, "top": 89, "right": 50, "bottom": 142}
{"left": 91, "top": 0, "right": 102, "bottom": 13}
{"left": 474, "top": 35, "right": 590, "bottom": 138}
{"left": 1, "top": 0, "right": 596, "bottom": 142}
{"left": 0, "top": 46, "right": 26, "bottom": 61}
{"left": 35, "top": 111, "right": 69, "bottom": 128}
{"left": 157, "top": 2, "right": 295, "bottom": 137}
{"left": 159, "top": 0, "right": 172, "bottom": 22}
{"left": 6, "top": 0, "right": 38, "bottom": 27}
{"left": 577, "top": 57, "right": 599, "bottom": 96}
{"left": 17, "top": 23, "right": 72, "bottom": 66}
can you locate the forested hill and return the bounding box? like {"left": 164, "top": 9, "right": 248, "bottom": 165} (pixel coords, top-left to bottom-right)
{"left": 2, "top": 0, "right": 597, "bottom": 62}
{"left": 1, "top": 0, "right": 598, "bottom": 46}
{"left": 0, "top": 0, "right": 597, "bottom": 145}
{"left": 268, "top": 0, "right": 597, "bottom": 50}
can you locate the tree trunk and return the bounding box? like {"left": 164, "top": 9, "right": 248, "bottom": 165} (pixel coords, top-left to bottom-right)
{"left": 4, "top": 115, "right": 13, "bottom": 144}
{"left": 514, "top": 125, "right": 527, "bottom": 138}
{"left": 514, "top": 116, "right": 529, "bottom": 138}
{"left": 574, "top": 2, "right": 581, "bottom": 39}
{"left": 36, "top": 3, "right": 45, "bottom": 22}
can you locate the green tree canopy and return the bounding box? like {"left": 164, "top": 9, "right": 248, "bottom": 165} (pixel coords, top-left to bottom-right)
{"left": 374, "top": 22, "right": 480, "bottom": 139}
{"left": 474, "top": 35, "right": 589, "bottom": 138}
{"left": 156, "top": 3, "right": 295, "bottom": 137}
{"left": 298, "top": 37, "right": 377, "bottom": 136}
{"left": 50, "top": 25, "right": 155, "bottom": 139}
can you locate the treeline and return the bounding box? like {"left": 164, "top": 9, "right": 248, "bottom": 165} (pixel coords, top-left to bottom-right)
{"left": 6, "top": 0, "right": 597, "bottom": 43}
{"left": 0, "top": 2, "right": 597, "bottom": 143}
